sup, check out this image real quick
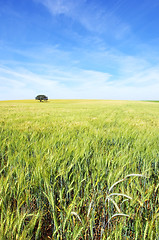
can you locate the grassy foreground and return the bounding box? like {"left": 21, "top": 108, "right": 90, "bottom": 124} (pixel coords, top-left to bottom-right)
{"left": 0, "top": 100, "right": 159, "bottom": 239}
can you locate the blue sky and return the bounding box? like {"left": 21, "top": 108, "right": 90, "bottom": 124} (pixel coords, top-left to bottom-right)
{"left": 0, "top": 0, "right": 159, "bottom": 100}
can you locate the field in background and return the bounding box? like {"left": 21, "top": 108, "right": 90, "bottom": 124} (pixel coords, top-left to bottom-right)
{"left": 0, "top": 100, "right": 159, "bottom": 239}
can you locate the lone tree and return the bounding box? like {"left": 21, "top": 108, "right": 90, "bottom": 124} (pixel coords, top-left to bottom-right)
{"left": 35, "top": 95, "right": 48, "bottom": 102}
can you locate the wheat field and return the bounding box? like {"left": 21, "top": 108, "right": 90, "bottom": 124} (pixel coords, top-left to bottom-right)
{"left": 0, "top": 100, "right": 159, "bottom": 239}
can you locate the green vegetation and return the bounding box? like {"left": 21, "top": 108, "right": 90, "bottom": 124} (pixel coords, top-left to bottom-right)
{"left": 0, "top": 100, "right": 159, "bottom": 239}
{"left": 35, "top": 95, "right": 48, "bottom": 102}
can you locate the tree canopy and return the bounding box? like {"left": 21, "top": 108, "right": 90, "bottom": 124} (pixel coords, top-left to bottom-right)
{"left": 35, "top": 95, "right": 48, "bottom": 102}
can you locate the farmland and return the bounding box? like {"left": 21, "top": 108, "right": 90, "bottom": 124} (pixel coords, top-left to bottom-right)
{"left": 0, "top": 100, "right": 159, "bottom": 239}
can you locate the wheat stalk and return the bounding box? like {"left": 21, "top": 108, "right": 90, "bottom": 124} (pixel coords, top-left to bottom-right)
{"left": 108, "top": 174, "right": 145, "bottom": 192}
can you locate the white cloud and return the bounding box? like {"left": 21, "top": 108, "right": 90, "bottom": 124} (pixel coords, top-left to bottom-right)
{"left": 0, "top": 58, "right": 159, "bottom": 101}
{"left": 34, "top": 0, "right": 130, "bottom": 37}
{"left": 34, "top": 0, "right": 75, "bottom": 15}
{"left": 0, "top": 63, "right": 111, "bottom": 100}
{"left": 1, "top": 39, "right": 159, "bottom": 101}
{"left": 114, "top": 54, "right": 159, "bottom": 87}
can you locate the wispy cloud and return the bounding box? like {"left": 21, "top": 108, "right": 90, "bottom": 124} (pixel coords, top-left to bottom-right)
{"left": 34, "top": 0, "right": 75, "bottom": 15}
{"left": 1, "top": 25, "right": 158, "bottom": 101}
{"left": 0, "top": 61, "right": 112, "bottom": 100}
{"left": 34, "top": 0, "right": 130, "bottom": 38}
{"left": 1, "top": 50, "right": 159, "bottom": 101}
{"left": 0, "top": 0, "right": 159, "bottom": 100}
